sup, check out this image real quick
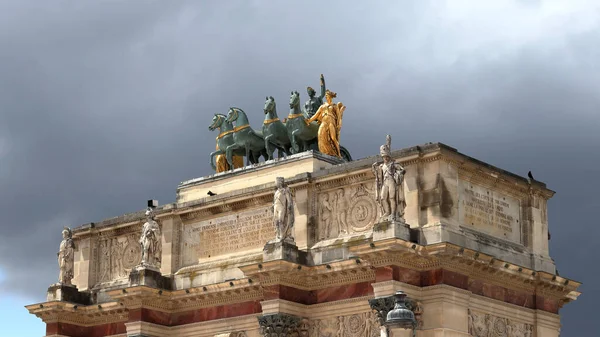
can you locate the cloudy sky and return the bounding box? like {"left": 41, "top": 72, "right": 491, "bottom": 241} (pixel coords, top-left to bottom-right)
{"left": 0, "top": 0, "right": 598, "bottom": 335}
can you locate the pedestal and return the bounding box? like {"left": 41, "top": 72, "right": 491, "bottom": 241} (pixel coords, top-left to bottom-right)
{"left": 263, "top": 239, "right": 306, "bottom": 264}
{"left": 46, "top": 283, "right": 91, "bottom": 304}
{"left": 129, "top": 265, "right": 171, "bottom": 289}
{"left": 373, "top": 220, "right": 411, "bottom": 241}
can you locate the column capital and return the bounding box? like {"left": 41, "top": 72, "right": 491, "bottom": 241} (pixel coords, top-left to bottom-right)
{"left": 257, "top": 313, "right": 308, "bottom": 337}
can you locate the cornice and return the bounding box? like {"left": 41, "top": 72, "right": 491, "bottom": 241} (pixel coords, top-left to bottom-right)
{"left": 107, "top": 282, "right": 263, "bottom": 313}
{"left": 240, "top": 259, "right": 376, "bottom": 291}
{"left": 178, "top": 195, "right": 272, "bottom": 223}
{"left": 26, "top": 301, "right": 127, "bottom": 326}
{"left": 351, "top": 240, "right": 580, "bottom": 302}
{"left": 313, "top": 171, "right": 372, "bottom": 192}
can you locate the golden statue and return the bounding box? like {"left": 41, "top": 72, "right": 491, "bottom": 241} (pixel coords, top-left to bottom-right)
{"left": 306, "top": 90, "right": 346, "bottom": 157}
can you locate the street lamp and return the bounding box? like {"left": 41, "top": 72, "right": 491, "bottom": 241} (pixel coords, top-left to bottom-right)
{"left": 384, "top": 291, "right": 417, "bottom": 337}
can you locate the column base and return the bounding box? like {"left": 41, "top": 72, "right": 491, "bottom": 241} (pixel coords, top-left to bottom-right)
{"left": 46, "top": 283, "right": 91, "bottom": 304}
{"left": 373, "top": 220, "right": 411, "bottom": 241}
{"left": 129, "top": 265, "right": 171, "bottom": 289}
{"left": 263, "top": 240, "right": 307, "bottom": 264}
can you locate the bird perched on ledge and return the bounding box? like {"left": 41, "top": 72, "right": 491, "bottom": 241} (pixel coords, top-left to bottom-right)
{"left": 527, "top": 171, "right": 534, "bottom": 184}
{"left": 207, "top": 190, "right": 216, "bottom": 196}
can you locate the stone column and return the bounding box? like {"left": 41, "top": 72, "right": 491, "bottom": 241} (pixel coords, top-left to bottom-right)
{"left": 257, "top": 313, "right": 307, "bottom": 337}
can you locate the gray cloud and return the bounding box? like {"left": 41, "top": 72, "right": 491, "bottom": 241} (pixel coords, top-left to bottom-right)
{"left": 0, "top": 1, "right": 597, "bottom": 334}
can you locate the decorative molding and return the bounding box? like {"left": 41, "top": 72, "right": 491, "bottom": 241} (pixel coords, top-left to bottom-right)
{"left": 468, "top": 309, "right": 533, "bottom": 337}
{"left": 179, "top": 195, "right": 272, "bottom": 223}
{"left": 246, "top": 262, "right": 376, "bottom": 291}
{"left": 352, "top": 241, "right": 578, "bottom": 303}
{"left": 110, "top": 284, "right": 263, "bottom": 313}
{"left": 26, "top": 302, "right": 127, "bottom": 327}
{"left": 314, "top": 172, "right": 371, "bottom": 192}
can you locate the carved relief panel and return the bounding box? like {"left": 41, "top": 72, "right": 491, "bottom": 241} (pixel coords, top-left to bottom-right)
{"left": 468, "top": 309, "right": 533, "bottom": 337}
{"left": 95, "top": 228, "right": 142, "bottom": 285}
{"left": 317, "top": 183, "right": 378, "bottom": 240}
{"left": 309, "top": 312, "right": 380, "bottom": 337}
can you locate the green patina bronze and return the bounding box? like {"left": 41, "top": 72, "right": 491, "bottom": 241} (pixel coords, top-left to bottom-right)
{"left": 305, "top": 74, "right": 326, "bottom": 118}
{"left": 287, "top": 90, "right": 319, "bottom": 153}
{"left": 288, "top": 90, "right": 353, "bottom": 162}
{"left": 208, "top": 113, "right": 245, "bottom": 170}
{"left": 262, "top": 96, "right": 292, "bottom": 160}
{"left": 226, "top": 107, "right": 268, "bottom": 169}
{"left": 206, "top": 75, "right": 353, "bottom": 171}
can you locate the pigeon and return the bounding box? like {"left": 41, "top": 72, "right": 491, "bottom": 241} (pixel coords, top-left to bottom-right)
{"left": 207, "top": 190, "right": 216, "bottom": 196}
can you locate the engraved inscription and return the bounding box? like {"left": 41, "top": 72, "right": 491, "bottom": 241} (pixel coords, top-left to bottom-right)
{"left": 459, "top": 181, "right": 521, "bottom": 243}
{"left": 181, "top": 207, "right": 273, "bottom": 265}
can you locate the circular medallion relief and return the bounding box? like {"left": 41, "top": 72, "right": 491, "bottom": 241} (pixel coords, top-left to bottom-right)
{"left": 347, "top": 314, "right": 364, "bottom": 336}
{"left": 493, "top": 318, "right": 507, "bottom": 335}
{"left": 348, "top": 196, "right": 378, "bottom": 232}
{"left": 122, "top": 242, "right": 140, "bottom": 269}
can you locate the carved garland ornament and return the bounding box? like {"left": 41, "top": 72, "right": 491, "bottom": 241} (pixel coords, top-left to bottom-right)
{"left": 468, "top": 309, "right": 533, "bottom": 337}
{"left": 309, "top": 312, "right": 380, "bottom": 337}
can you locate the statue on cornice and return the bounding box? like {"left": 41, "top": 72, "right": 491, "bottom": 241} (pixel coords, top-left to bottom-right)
{"left": 139, "top": 207, "right": 161, "bottom": 268}
{"left": 372, "top": 135, "right": 406, "bottom": 222}
{"left": 57, "top": 227, "right": 75, "bottom": 285}
{"left": 273, "top": 177, "right": 294, "bottom": 242}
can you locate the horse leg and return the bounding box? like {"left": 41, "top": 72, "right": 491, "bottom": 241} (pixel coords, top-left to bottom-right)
{"left": 278, "top": 146, "right": 286, "bottom": 159}
{"left": 285, "top": 143, "right": 292, "bottom": 156}
{"left": 291, "top": 130, "right": 300, "bottom": 154}
{"left": 245, "top": 145, "right": 251, "bottom": 166}
{"left": 260, "top": 148, "right": 268, "bottom": 162}
{"left": 209, "top": 150, "right": 220, "bottom": 171}
{"left": 264, "top": 135, "right": 275, "bottom": 160}
{"left": 225, "top": 144, "right": 237, "bottom": 170}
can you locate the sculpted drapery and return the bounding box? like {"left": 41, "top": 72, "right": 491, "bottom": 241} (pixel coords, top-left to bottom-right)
{"left": 306, "top": 90, "right": 345, "bottom": 158}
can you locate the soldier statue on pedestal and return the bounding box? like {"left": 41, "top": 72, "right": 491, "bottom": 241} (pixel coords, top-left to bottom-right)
{"left": 372, "top": 135, "right": 406, "bottom": 222}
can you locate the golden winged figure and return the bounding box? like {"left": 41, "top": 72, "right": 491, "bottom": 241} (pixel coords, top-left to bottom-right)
{"left": 306, "top": 89, "right": 346, "bottom": 157}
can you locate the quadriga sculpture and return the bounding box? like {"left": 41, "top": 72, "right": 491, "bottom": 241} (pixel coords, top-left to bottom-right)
{"left": 225, "top": 107, "right": 268, "bottom": 169}
{"left": 208, "top": 113, "right": 244, "bottom": 172}
{"left": 286, "top": 90, "right": 319, "bottom": 154}
{"left": 262, "top": 96, "right": 292, "bottom": 160}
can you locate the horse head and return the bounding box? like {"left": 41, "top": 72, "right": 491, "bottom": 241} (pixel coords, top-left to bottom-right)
{"left": 209, "top": 113, "right": 225, "bottom": 131}
{"left": 289, "top": 91, "right": 300, "bottom": 109}
{"left": 226, "top": 108, "right": 239, "bottom": 123}
{"left": 264, "top": 96, "right": 276, "bottom": 115}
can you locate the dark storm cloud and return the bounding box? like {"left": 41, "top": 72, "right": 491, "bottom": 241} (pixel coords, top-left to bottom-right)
{"left": 0, "top": 1, "right": 597, "bottom": 335}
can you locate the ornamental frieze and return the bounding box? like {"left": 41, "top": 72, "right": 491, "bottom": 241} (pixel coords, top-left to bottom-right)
{"left": 468, "top": 309, "right": 533, "bottom": 337}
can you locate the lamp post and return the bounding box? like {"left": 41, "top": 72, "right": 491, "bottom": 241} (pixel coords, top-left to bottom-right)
{"left": 384, "top": 291, "right": 417, "bottom": 337}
